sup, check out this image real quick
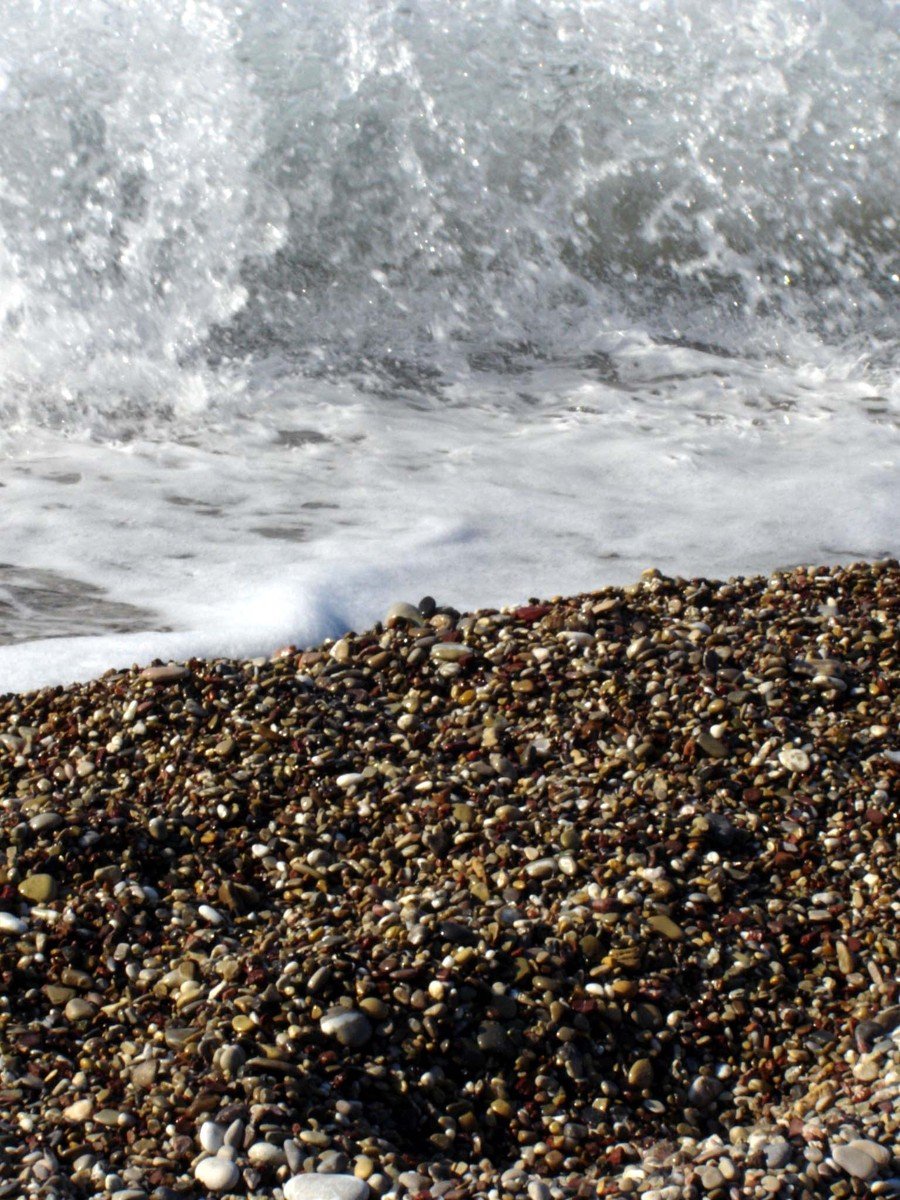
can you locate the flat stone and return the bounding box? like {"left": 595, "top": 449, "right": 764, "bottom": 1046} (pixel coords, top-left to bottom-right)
{"left": 141, "top": 664, "right": 190, "bottom": 682}
{"left": 18, "top": 873, "right": 57, "bottom": 903}
{"left": 648, "top": 914, "right": 683, "bottom": 940}
{"left": 284, "top": 1175, "right": 370, "bottom": 1200}
{"left": 696, "top": 731, "right": 728, "bottom": 757}
{"left": 64, "top": 998, "right": 97, "bottom": 1021}
{"left": 430, "top": 642, "right": 472, "bottom": 662}
{"left": 832, "top": 1143, "right": 877, "bottom": 1180}
{"left": 44, "top": 985, "right": 75, "bottom": 1005}
{"left": 124, "top": 1061, "right": 156, "bottom": 1094}
{"left": 248, "top": 1142, "right": 286, "bottom": 1167}
{"left": 330, "top": 638, "right": 352, "bottom": 662}
{"left": 846, "top": 1139, "right": 890, "bottom": 1168}
{"left": 778, "top": 745, "right": 810, "bottom": 772}
{"left": 320, "top": 1008, "right": 372, "bottom": 1048}
{"left": 193, "top": 1157, "right": 239, "bottom": 1191}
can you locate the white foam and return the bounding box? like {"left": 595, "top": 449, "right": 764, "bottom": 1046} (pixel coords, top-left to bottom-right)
{"left": 0, "top": 0, "right": 896, "bottom": 692}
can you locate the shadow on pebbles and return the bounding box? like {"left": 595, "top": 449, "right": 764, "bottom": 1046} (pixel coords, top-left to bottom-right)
{"left": 0, "top": 560, "right": 898, "bottom": 1200}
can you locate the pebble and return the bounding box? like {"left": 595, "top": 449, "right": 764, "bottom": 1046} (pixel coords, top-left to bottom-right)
{"left": 198, "top": 1121, "right": 225, "bottom": 1153}
{"left": 193, "top": 1156, "right": 239, "bottom": 1191}
{"left": 63, "top": 1099, "right": 94, "bottom": 1122}
{"left": 687, "top": 1076, "right": 722, "bottom": 1107}
{"left": 284, "top": 1176, "right": 370, "bottom": 1200}
{"left": 764, "top": 1139, "right": 791, "bottom": 1169}
{"left": 141, "top": 664, "right": 190, "bottom": 682}
{"left": 17, "top": 873, "right": 57, "bottom": 902}
{"left": 385, "top": 601, "right": 425, "bottom": 627}
{"left": 64, "top": 998, "right": 97, "bottom": 1021}
{"left": 247, "top": 1142, "right": 286, "bottom": 1167}
{"left": 832, "top": 1142, "right": 878, "bottom": 1180}
{"left": 0, "top": 561, "right": 896, "bottom": 1200}
{"left": 846, "top": 1139, "right": 890, "bottom": 1167}
{"left": 778, "top": 745, "right": 810, "bottom": 772}
{"left": 319, "top": 1008, "right": 373, "bottom": 1048}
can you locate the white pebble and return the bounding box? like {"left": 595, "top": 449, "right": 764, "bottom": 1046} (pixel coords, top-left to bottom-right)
{"left": 198, "top": 1120, "right": 225, "bottom": 1153}
{"left": 197, "top": 904, "right": 224, "bottom": 926}
{"left": 247, "top": 1141, "right": 286, "bottom": 1167}
{"left": 0, "top": 913, "right": 27, "bottom": 935}
{"left": 778, "top": 746, "right": 810, "bottom": 772}
{"left": 284, "top": 1175, "right": 370, "bottom": 1200}
{"left": 194, "top": 1156, "right": 239, "bottom": 1191}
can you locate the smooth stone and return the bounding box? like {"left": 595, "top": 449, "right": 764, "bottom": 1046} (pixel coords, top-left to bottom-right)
{"left": 248, "top": 1142, "right": 286, "bottom": 1167}
{"left": 45, "top": 985, "right": 75, "bottom": 1005}
{"left": 284, "top": 1176, "right": 370, "bottom": 1200}
{"left": 29, "top": 811, "right": 64, "bottom": 833}
{"left": 217, "top": 1044, "right": 246, "bottom": 1078}
{"left": 197, "top": 904, "right": 224, "bottom": 926}
{"left": 699, "top": 1166, "right": 724, "bottom": 1190}
{"left": 130, "top": 1060, "right": 158, "bottom": 1089}
{"left": 224, "top": 1118, "right": 244, "bottom": 1148}
{"left": 0, "top": 912, "right": 28, "bottom": 935}
{"left": 63, "top": 1098, "right": 94, "bottom": 1122}
{"left": 319, "top": 1008, "right": 372, "bottom": 1048}
{"left": 18, "top": 873, "right": 57, "bottom": 903}
{"left": 853, "top": 1056, "right": 881, "bottom": 1081}
{"left": 64, "top": 998, "right": 97, "bottom": 1021}
{"left": 477, "top": 1022, "right": 514, "bottom": 1056}
{"left": 193, "top": 1157, "right": 239, "bottom": 1191}
{"left": 779, "top": 745, "right": 810, "bottom": 772}
{"left": 430, "top": 642, "right": 472, "bottom": 661}
{"left": 648, "top": 914, "right": 683, "bottom": 940}
{"left": 627, "top": 1059, "right": 653, "bottom": 1089}
{"left": 525, "top": 857, "right": 557, "bottom": 879}
{"left": 330, "top": 638, "right": 352, "bottom": 662}
{"left": 198, "top": 1121, "right": 225, "bottom": 1153}
{"left": 836, "top": 941, "right": 855, "bottom": 975}
{"left": 385, "top": 601, "right": 425, "bottom": 627}
{"left": 141, "top": 664, "right": 190, "bottom": 682}
{"left": 697, "top": 731, "right": 728, "bottom": 757}
{"left": 764, "top": 1138, "right": 791, "bottom": 1169}
{"left": 832, "top": 1143, "right": 877, "bottom": 1180}
{"left": 687, "top": 1075, "right": 722, "bottom": 1107}
{"left": 335, "top": 773, "right": 365, "bottom": 790}
{"left": 847, "top": 1139, "right": 890, "bottom": 1168}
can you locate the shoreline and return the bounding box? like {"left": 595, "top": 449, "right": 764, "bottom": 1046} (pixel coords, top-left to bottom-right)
{"left": 1, "top": 560, "right": 897, "bottom": 1199}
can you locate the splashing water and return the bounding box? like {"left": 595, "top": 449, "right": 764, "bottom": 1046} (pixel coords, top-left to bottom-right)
{"left": 0, "top": 0, "right": 896, "bottom": 688}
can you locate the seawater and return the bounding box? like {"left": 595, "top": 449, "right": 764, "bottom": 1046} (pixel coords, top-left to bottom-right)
{"left": 0, "top": 0, "right": 896, "bottom": 691}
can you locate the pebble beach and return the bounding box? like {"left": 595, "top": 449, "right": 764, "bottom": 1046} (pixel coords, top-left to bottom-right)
{"left": 1, "top": 559, "right": 898, "bottom": 1200}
